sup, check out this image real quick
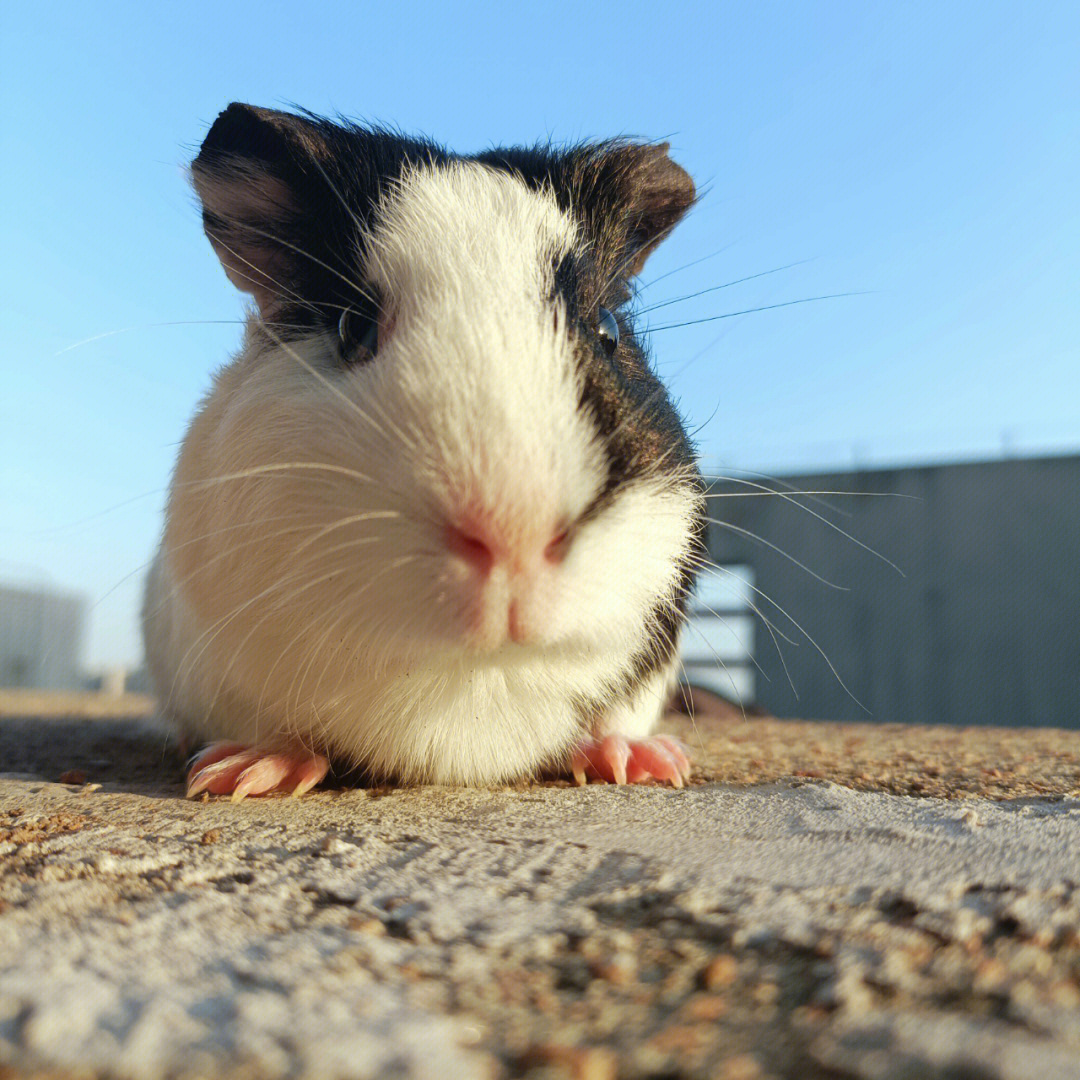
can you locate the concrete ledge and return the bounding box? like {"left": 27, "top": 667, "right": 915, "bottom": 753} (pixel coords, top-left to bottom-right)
{"left": 2, "top": 706, "right": 1080, "bottom": 1079}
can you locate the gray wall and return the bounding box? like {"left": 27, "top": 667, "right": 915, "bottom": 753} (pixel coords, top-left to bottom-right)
{"left": 0, "top": 584, "right": 87, "bottom": 690}
{"left": 705, "top": 455, "right": 1080, "bottom": 728}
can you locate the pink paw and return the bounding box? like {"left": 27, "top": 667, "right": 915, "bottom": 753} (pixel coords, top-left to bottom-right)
{"left": 186, "top": 742, "right": 330, "bottom": 801}
{"left": 570, "top": 734, "right": 691, "bottom": 788}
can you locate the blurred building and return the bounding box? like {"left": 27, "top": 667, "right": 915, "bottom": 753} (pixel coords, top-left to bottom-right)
{"left": 681, "top": 563, "right": 757, "bottom": 704}
{"left": 0, "top": 583, "right": 88, "bottom": 690}
{"left": 694, "top": 453, "right": 1080, "bottom": 728}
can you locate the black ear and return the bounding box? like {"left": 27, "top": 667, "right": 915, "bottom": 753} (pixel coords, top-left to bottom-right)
{"left": 580, "top": 142, "right": 696, "bottom": 277}
{"left": 191, "top": 104, "right": 333, "bottom": 313}
{"left": 609, "top": 143, "right": 696, "bottom": 275}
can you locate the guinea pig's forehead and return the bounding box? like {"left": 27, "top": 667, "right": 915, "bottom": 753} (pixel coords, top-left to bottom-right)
{"left": 364, "top": 161, "right": 577, "bottom": 286}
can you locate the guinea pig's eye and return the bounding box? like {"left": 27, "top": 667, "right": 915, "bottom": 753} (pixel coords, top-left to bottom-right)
{"left": 597, "top": 306, "right": 619, "bottom": 356}
{"left": 337, "top": 306, "right": 379, "bottom": 364}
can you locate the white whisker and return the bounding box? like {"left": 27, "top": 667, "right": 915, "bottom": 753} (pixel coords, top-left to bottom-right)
{"left": 703, "top": 478, "right": 905, "bottom": 575}
{"left": 703, "top": 517, "right": 847, "bottom": 589}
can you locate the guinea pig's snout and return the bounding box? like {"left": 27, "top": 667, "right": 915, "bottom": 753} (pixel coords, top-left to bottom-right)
{"left": 444, "top": 507, "right": 571, "bottom": 648}
{"left": 444, "top": 514, "right": 570, "bottom": 577}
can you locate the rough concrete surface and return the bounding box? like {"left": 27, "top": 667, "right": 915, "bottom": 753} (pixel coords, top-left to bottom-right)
{"left": 2, "top": 695, "right": 1080, "bottom": 1080}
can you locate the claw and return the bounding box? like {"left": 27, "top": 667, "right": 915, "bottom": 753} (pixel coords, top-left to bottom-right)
{"left": 570, "top": 749, "right": 589, "bottom": 787}
{"left": 629, "top": 740, "right": 682, "bottom": 787}
{"left": 600, "top": 735, "right": 630, "bottom": 785}
{"left": 186, "top": 741, "right": 247, "bottom": 776}
{"left": 654, "top": 735, "right": 692, "bottom": 781}
{"left": 290, "top": 756, "right": 330, "bottom": 797}
{"left": 569, "top": 733, "right": 691, "bottom": 788}
{"left": 187, "top": 749, "right": 261, "bottom": 797}
{"left": 231, "top": 755, "right": 294, "bottom": 802}
{"left": 185, "top": 742, "right": 330, "bottom": 799}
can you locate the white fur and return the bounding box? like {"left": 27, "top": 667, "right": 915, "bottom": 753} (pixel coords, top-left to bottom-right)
{"left": 593, "top": 662, "right": 682, "bottom": 742}
{"left": 144, "top": 161, "right": 699, "bottom": 785}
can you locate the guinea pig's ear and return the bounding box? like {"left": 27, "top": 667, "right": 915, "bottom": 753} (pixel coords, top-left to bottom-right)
{"left": 578, "top": 142, "right": 696, "bottom": 278}
{"left": 191, "top": 103, "right": 331, "bottom": 313}
{"left": 614, "top": 143, "right": 696, "bottom": 275}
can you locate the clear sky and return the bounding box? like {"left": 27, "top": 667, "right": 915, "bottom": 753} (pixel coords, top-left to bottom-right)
{"left": 2, "top": 1, "right": 1077, "bottom": 668}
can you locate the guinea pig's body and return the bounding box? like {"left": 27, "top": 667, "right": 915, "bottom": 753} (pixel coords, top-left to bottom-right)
{"left": 143, "top": 104, "right": 705, "bottom": 797}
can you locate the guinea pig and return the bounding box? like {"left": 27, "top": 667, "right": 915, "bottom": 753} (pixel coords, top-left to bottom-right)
{"left": 142, "top": 103, "right": 706, "bottom": 798}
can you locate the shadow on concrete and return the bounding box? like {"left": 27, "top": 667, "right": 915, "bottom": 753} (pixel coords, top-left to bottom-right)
{"left": 0, "top": 714, "right": 183, "bottom": 796}
{"left": 0, "top": 684, "right": 754, "bottom": 798}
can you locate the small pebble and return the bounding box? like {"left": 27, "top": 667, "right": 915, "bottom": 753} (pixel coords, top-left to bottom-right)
{"left": 347, "top": 916, "right": 387, "bottom": 935}
{"left": 524, "top": 1044, "right": 616, "bottom": 1080}
{"left": 684, "top": 994, "right": 727, "bottom": 1020}
{"left": 699, "top": 954, "right": 738, "bottom": 989}
{"left": 717, "top": 1054, "right": 763, "bottom": 1080}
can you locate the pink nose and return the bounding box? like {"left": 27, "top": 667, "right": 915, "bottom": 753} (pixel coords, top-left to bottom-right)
{"left": 445, "top": 516, "right": 570, "bottom": 575}
{"left": 445, "top": 521, "right": 495, "bottom": 575}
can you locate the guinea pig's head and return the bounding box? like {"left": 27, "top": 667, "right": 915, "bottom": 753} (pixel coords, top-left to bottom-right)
{"left": 181, "top": 103, "right": 704, "bottom": 677}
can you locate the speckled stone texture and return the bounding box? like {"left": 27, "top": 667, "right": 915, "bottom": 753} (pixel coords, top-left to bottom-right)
{"left": 2, "top": 694, "right": 1080, "bottom": 1080}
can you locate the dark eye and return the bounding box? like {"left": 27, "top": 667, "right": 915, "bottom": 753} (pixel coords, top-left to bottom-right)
{"left": 338, "top": 305, "right": 379, "bottom": 364}
{"left": 597, "top": 306, "right": 619, "bottom": 356}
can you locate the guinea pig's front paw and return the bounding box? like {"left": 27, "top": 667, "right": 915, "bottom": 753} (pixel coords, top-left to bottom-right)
{"left": 570, "top": 734, "right": 691, "bottom": 788}
{"left": 186, "top": 742, "right": 330, "bottom": 801}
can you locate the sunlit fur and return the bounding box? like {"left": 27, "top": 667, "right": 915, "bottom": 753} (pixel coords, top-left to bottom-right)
{"left": 143, "top": 161, "right": 699, "bottom": 785}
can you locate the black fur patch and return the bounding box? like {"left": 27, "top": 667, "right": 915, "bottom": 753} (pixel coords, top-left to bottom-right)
{"left": 192, "top": 104, "right": 448, "bottom": 337}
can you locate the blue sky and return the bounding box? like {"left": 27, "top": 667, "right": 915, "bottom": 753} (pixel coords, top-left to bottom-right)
{"left": 2, "top": 1, "right": 1077, "bottom": 667}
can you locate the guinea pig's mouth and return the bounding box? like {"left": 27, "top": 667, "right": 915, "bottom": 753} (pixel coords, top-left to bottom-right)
{"left": 461, "top": 592, "right": 555, "bottom": 654}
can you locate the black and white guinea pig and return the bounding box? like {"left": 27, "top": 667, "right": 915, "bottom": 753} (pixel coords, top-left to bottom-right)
{"left": 141, "top": 103, "right": 706, "bottom": 798}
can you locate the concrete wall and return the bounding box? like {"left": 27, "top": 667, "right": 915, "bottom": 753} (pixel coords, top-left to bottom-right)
{"left": 705, "top": 455, "right": 1080, "bottom": 728}
{"left": 0, "top": 584, "right": 87, "bottom": 690}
